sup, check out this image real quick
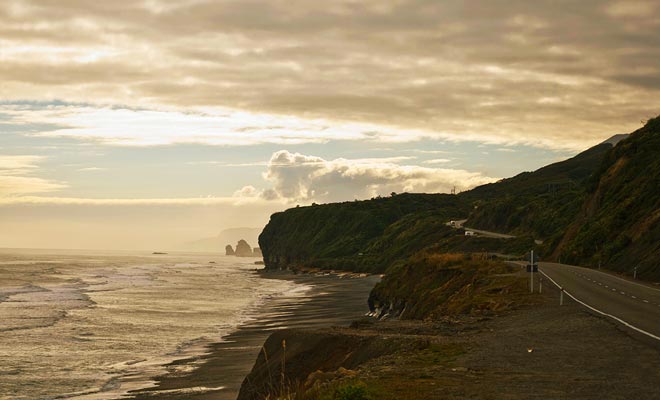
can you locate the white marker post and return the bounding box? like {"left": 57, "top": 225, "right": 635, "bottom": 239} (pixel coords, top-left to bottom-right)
{"left": 634, "top": 266, "right": 638, "bottom": 279}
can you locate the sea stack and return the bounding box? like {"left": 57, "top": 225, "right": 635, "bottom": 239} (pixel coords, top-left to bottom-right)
{"left": 253, "top": 247, "right": 262, "bottom": 257}
{"left": 235, "top": 239, "right": 253, "bottom": 257}
{"left": 225, "top": 245, "right": 235, "bottom": 256}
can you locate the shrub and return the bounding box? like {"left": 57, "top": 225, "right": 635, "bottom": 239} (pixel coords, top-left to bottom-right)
{"left": 334, "top": 384, "right": 370, "bottom": 400}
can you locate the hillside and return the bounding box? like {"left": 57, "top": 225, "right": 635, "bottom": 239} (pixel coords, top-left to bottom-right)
{"left": 462, "top": 141, "right": 613, "bottom": 241}
{"left": 259, "top": 194, "right": 468, "bottom": 273}
{"left": 555, "top": 116, "right": 660, "bottom": 280}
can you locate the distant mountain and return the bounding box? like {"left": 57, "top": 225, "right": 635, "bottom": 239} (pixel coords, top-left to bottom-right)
{"left": 184, "top": 227, "right": 261, "bottom": 252}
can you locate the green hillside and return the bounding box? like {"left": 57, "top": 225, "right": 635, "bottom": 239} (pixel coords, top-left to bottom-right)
{"left": 462, "top": 142, "right": 612, "bottom": 241}
{"left": 556, "top": 116, "right": 660, "bottom": 280}
{"left": 259, "top": 193, "right": 468, "bottom": 273}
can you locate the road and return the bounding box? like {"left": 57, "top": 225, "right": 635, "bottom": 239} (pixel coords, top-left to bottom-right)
{"left": 447, "top": 219, "right": 516, "bottom": 239}
{"left": 538, "top": 262, "right": 660, "bottom": 341}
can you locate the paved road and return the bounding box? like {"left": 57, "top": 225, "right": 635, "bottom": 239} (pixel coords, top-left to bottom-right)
{"left": 447, "top": 219, "right": 516, "bottom": 239}
{"left": 539, "top": 262, "right": 660, "bottom": 341}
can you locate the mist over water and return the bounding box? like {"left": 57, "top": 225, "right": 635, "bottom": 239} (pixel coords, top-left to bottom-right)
{"left": 0, "top": 250, "right": 299, "bottom": 400}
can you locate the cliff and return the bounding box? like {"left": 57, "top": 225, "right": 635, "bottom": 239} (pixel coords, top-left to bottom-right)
{"left": 368, "top": 253, "right": 530, "bottom": 320}
{"left": 236, "top": 327, "right": 428, "bottom": 400}
{"left": 258, "top": 193, "right": 467, "bottom": 273}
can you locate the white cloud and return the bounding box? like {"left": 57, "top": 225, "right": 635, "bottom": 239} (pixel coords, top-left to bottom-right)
{"left": 0, "top": 155, "right": 44, "bottom": 174}
{"left": 250, "top": 150, "right": 496, "bottom": 202}
{"left": 3, "top": 104, "right": 433, "bottom": 147}
{"left": 0, "top": 155, "right": 66, "bottom": 196}
{"left": 423, "top": 158, "right": 451, "bottom": 164}
{"left": 77, "top": 167, "right": 107, "bottom": 171}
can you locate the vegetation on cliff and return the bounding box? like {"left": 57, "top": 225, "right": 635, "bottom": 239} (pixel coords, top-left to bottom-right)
{"left": 369, "top": 253, "right": 531, "bottom": 320}
{"left": 556, "top": 116, "right": 660, "bottom": 280}
{"left": 259, "top": 194, "right": 467, "bottom": 273}
{"left": 463, "top": 142, "right": 612, "bottom": 241}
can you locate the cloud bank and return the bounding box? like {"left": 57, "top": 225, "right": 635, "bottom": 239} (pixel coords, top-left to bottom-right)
{"left": 2, "top": 0, "right": 659, "bottom": 149}
{"left": 0, "top": 155, "right": 65, "bottom": 196}
{"left": 237, "top": 150, "right": 496, "bottom": 203}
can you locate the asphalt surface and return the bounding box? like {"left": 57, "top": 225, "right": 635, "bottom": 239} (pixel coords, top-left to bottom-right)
{"left": 538, "top": 262, "right": 660, "bottom": 341}
{"left": 447, "top": 219, "right": 516, "bottom": 239}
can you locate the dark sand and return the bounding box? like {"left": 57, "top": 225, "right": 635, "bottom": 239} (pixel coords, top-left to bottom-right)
{"left": 126, "top": 271, "right": 380, "bottom": 400}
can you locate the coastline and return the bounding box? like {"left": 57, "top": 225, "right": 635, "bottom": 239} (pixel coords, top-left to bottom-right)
{"left": 126, "top": 270, "right": 380, "bottom": 400}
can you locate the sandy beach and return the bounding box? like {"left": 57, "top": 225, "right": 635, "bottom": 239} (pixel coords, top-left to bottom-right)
{"left": 127, "top": 271, "right": 380, "bottom": 400}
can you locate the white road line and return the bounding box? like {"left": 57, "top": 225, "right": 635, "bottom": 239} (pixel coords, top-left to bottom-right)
{"left": 632, "top": 296, "right": 637, "bottom": 299}
{"left": 643, "top": 300, "right": 649, "bottom": 303}
{"left": 548, "top": 263, "right": 660, "bottom": 293}
{"left": 539, "top": 269, "right": 660, "bottom": 343}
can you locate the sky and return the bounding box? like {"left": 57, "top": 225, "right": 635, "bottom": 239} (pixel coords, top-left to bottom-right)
{"left": 1, "top": 0, "right": 659, "bottom": 250}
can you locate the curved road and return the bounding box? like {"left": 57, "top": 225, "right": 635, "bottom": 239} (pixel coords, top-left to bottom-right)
{"left": 539, "top": 262, "right": 660, "bottom": 341}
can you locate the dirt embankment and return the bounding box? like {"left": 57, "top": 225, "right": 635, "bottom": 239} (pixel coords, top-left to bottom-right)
{"left": 238, "top": 277, "right": 660, "bottom": 400}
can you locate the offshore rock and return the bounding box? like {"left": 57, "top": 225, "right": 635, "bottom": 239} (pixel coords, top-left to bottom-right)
{"left": 225, "top": 245, "right": 235, "bottom": 256}
{"left": 235, "top": 240, "right": 253, "bottom": 257}
{"left": 252, "top": 247, "right": 262, "bottom": 257}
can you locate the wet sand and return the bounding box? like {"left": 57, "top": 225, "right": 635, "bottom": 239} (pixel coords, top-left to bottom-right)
{"left": 127, "top": 271, "right": 380, "bottom": 400}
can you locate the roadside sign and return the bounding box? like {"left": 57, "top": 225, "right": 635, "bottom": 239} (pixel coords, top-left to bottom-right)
{"left": 527, "top": 251, "right": 539, "bottom": 264}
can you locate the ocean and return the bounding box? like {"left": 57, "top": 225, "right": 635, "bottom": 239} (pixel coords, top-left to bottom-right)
{"left": 0, "top": 249, "right": 303, "bottom": 400}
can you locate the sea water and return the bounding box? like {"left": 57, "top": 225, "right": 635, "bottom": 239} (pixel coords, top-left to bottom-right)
{"left": 0, "top": 249, "right": 301, "bottom": 400}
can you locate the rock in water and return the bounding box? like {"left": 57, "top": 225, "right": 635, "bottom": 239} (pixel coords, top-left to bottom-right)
{"left": 225, "top": 245, "right": 235, "bottom": 256}
{"left": 253, "top": 247, "right": 262, "bottom": 257}
{"left": 235, "top": 240, "right": 253, "bottom": 257}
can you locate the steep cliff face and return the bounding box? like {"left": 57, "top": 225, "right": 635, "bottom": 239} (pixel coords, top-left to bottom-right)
{"left": 237, "top": 327, "right": 428, "bottom": 400}
{"left": 258, "top": 194, "right": 466, "bottom": 273}
{"left": 368, "top": 253, "right": 530, "bottom": 320}
{"left": 555, "top": 117, "right": 660, "bottom": 280}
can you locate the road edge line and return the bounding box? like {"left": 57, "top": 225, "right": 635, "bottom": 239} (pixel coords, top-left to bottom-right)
{"left": 539, "top": 269, "right": 660, "bottom": 342}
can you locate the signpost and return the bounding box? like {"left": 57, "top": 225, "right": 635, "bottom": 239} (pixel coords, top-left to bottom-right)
{"left": 527, "top": 250, "right": 539, "bottom": 293}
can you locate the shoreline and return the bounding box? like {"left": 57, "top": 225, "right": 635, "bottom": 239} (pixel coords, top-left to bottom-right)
{"left": 125, "top": 270, "right": 380, "bottom": 400}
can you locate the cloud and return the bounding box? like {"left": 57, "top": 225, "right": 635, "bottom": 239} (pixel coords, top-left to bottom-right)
{"left": 77, "top": 167, "right": 107, "bottom": 171}
{"left": 1, "top": 1, "right": 659, "bottom": 150}
{"left": 0, "top": 195, "right": 280, "bottom": 206}
{"left": 0, "top": 155, "right": 66, "bottom": 196}
{"left": 1, "top": 103, "right": 433, "bottom": 147}
{"left": 423, "top": 158, "right": 451, "bottom": 164}
{"left": 239, "top": 150, "right": 497, "bottom": 203}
